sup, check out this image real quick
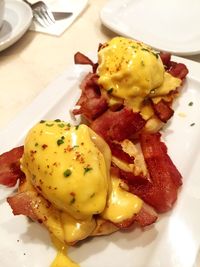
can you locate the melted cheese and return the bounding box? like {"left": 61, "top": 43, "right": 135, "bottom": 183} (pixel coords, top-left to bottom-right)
{"left": 102, "top": 176, "right": 143, "bottom": 223}
{"left": 21, "top": 121, "right": 111, "bottom": 220}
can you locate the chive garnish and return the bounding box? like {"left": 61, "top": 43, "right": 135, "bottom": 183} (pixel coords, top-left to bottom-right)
{"left": 84, "top": 167, "right": 93, "bottom": 175}
{"left": 57, "top": 139, "right": 64, "bottom": 146}
{"left": 58, "top": 123, "right": 65, "bottom": 128}
{"left": 63, "top": 169, "right": 72, "bottom": 177}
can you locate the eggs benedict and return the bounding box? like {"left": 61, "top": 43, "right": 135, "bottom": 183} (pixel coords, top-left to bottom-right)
{"left": 74, "top": 36, "right": 188, "bottom": 133}
{"left": 6, "top": 120, "right": 149, "bottom": 250}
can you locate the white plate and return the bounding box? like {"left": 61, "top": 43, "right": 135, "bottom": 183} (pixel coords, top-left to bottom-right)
{"left": 1, "top": 57, "right": 200, "bottom": 267}
{"left": 0, "top": 0, "right": 32, "bottom": 52}
{"left": 100, "top": 0, "right": 200, "bottom": 56}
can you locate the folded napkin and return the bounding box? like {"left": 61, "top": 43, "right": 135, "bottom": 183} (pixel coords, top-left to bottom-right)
{"left": 29, "top": 0, "right": 88, "bottom": 36}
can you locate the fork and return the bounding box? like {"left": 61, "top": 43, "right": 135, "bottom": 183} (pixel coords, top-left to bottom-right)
{"left": 23, "top": 0, "right": 56, "bottom": 27}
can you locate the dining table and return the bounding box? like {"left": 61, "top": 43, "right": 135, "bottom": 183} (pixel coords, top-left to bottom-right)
{"left": 0, "top": 0, "right": 115, "bottom": 130}
{"left": 0, "top": 0, "right": 200, "bottom": 130}
{"left": 1, "top": 1, "right": 200, "bottom": 266}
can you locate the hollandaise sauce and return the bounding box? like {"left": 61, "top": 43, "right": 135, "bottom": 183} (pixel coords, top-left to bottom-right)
{"left": 21, "top": 121, "right": 110, "bottom": 221}
{"left": 51, "top": 236, "right": 79, "bottom": 267}
{"left": 102, "top": 176, "right": 143, "bottom": 223}
{"left": 97, "top": 36, "right": 181, "bottom": 118}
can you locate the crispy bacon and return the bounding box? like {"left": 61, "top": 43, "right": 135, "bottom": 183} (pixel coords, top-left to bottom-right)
{"left": 168, "top": 62, "right": 189, "bottom": 80}
{"left": 160, "top": 52, "right": 171, "bottom": 69}
{"left": 0, "top": 146, "right": 24, "bottom": 187}
{"left": 7, "top": 192, "right": 37, "bottom": 220}
{"left": 74, "top": 52, "right": 98, "bottom": 73}
{"left": 91, "top": 107, "right": 146, "bottom": 142}
{"left": 152, "top": 99, "right": 174, "bottom": 123}
{"left": 118, "top": 133, "right": 182, "bottom": 212}
{"left": 159, "top": 52, "right": 188, "bottom": 80}
{"left": 109, "top": 142, "right": 134, "bottom": 163}
{"left": 73, "top": 73, "right": 108, "bottom": 121}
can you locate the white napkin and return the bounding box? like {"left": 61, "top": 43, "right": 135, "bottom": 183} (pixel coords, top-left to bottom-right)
{"left": 29, "top": 0, "right": 88, "bottom": 36}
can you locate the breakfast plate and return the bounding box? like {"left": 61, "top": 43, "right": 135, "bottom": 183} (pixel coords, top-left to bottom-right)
{"left": 0, "top": 56, "right": 200, "bottom": 267}
{"left": 100, "top": 0, "right": 200, "bottom": 56}
{"left": 0, "top": 0, "right": 32, "bottom": 52}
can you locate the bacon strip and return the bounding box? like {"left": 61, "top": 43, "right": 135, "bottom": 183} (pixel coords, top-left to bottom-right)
{"left": 73, "top": 73, "right": 108, "bottom": 121}
{"left": 7, "top": 192, "right": 37, "bottom": 221}
{"left": 152, "top": 99, "right": 174, "bottom": 123}
{"left": 91, "top": 107, "right": 146, "bottom": 142}
{"left": 168, "top": 62, "right": 189, "bottom": 80}
{"left": 74, "top": 52, "right": 98, "bottom": 73}
{"left": 0, "top": 146, "right": 24, "bottom": 187}
{"left": 119, "top": 133, "right": 182, "bottom": 212}
{"left": 160, "top": 52, "right": 188, "bottom": 80}
{"left": 160, "top": 52, "right": 171, "bottom": 69}
{"left": 109, "top": 142, "right": 134, "bottom": 163}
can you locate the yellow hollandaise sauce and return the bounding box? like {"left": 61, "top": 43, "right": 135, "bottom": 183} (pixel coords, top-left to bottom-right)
{"left": 97, "top": 37, "right": 181, "bottom": 106}
{"left": 102, "top": 175, "right": 143, "bottom": 223}
{"left": 21, "top": 121, "right": 110, "bottom": 221}
{"left": 51, "top": 236, "right": 79, "bottom": 267}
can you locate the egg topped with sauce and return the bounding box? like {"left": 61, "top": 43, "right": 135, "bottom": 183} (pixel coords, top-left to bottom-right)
{"left": 19, "top": 120, "right": 143, "bottom": 266}
{"left": 97, "top": 36, "right": 181, "bottom": 101}
{"left": 21, "top": 120, "right": 111, "bottom": 220}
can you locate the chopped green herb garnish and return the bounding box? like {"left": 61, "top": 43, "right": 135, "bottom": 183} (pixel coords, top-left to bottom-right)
{"left": 35, "top": 142, "right": 39, "bottom": 147}
{"left": 107, "top": 88, "right": 113, "bottom": 94}
{"left": 188, "top": 102, "right": 193, "bottom": 106}
{"left": 46, "top": 123, "right": 54, "bottom": 127}
{"left": 70, "top": 197, "right": 76, "bottom": 204}
{"left": 67, "top": 123, "right": 71, "bottom": 127}
{"left": 75, "top": 125, "right": 80, "bottom": 130}
{"left": 84, "top": 167, "right": 93, "bottom": 175}
{"left": 63, "top": 169, "right": 72, "bottom": 177}
{"left": 90, "top": 193, "right": 95, "bottom": 198}
{"left": 152, "top": 51, "right": 159, "bottom": 58}
{"left": 40, "top": 120, "right": 46, "bottom": 123}
{"left": 54, "top": 119, "right": 61, "bottom": 122}
{"left": 141, "top": 48, "right": 149, "bottom": 52}
{"left": 190, "top": 123, "right": 195, "bottom": 127}
{"left": 61, "top": 136, "right": 65, "bottom": 140}
{"left": 57, "top": 139, "right": 64, "bottom": 146}
{"left": 58, "top": 123, "right": 65, "bottom": 128}
{"left": 73, "top": 145, "right": 79, "bottom": 149}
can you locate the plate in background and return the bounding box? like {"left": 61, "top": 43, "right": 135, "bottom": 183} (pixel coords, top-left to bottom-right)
{"left": 100, "top": 0, "right": 200, "bottom": 56}
{"left": 0, "top": 0, "right": 32, "bottom": 52}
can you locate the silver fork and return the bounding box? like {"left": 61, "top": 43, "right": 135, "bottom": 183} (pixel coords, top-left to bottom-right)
{"left": 23, "top": 0, "right": 55, "bottom": 27}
